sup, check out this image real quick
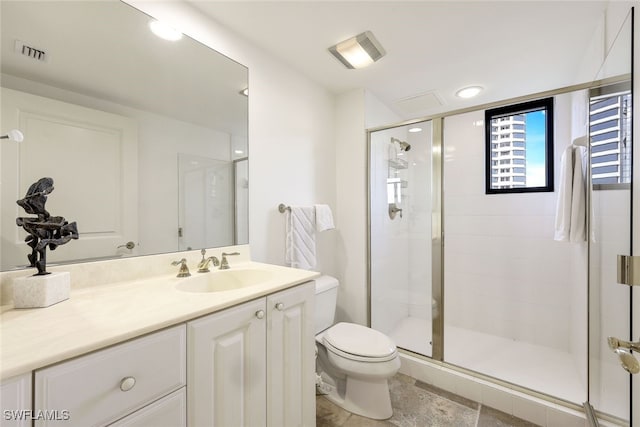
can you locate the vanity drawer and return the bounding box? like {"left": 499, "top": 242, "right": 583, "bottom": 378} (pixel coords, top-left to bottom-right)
{"left": 35, "top": 325, "right": 186, "bottom": 427}
{"left": 108, "top": 387, "right": 186, "bottom": 427}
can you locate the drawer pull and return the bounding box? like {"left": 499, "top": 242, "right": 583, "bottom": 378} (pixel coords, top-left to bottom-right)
{"left": 120, "top": 376, "right": 136, "bottom": 392}
{"left": 255, "top": 310, "right": 265, "bottom": 319}
{"left": 275, "top": 302, "right": 284, "bottom": 311}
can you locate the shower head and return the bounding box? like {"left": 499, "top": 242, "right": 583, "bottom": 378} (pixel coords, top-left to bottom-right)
{"left": 390, "top": 137, "right": 411, "bottom": 152}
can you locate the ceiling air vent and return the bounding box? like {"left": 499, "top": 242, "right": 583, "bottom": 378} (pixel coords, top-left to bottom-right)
{"left": 15, "top": 40, "right": 47, "bottom": 62}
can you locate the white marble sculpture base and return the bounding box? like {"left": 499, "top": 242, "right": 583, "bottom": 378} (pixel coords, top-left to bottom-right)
{"left": 13, "top": 272, "right": 70, "bottom": 308}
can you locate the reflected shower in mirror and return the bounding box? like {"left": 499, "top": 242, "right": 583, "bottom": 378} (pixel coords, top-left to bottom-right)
{"left": 0, "top": 0, "right": 248, "bottom": 271}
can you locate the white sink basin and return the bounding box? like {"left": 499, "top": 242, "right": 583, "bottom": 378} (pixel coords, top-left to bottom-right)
{"left": 175, "top": 269, "right": 275, "bottom": 293}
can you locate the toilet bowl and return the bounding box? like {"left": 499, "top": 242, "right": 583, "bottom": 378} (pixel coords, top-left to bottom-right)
{"left": 314, "top": 276, "right": 400, "bottom": 420}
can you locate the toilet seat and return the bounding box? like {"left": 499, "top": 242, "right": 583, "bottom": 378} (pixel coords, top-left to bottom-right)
{"left": 322, "top": 322, "right": 397, "bottom": 362}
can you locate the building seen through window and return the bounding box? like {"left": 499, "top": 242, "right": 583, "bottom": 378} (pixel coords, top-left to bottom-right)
{"left": 589, "top": 84, "right": 631, "bottom": 186}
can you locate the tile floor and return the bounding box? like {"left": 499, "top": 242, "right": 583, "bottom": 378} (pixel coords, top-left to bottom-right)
{"left": 316, "top": 373, "right": 540, "bottom": 427}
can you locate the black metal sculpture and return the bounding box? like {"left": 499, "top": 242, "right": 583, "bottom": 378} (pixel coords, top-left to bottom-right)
{"left": 16, "top": 177, "right": 79, "bottom": 275}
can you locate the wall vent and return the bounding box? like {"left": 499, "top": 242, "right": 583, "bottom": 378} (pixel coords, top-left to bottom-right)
{"left": 15, "top": 40, "right": 47, "bottom": 62}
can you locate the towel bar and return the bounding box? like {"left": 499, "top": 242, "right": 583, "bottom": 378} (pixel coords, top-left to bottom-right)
{"left": 278, "top": 203, "right": 291, "bottom": 213}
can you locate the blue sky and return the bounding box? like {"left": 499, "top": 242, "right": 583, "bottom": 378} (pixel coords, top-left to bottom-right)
{"left": 525, "top": 110, "right": 547, "bottom": 186}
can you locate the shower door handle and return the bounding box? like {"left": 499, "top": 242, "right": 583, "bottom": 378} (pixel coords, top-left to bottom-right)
{"left": 617, "top": 255, "right": 640, "bottom": 286}
{"left": 607, "top": 336, "right": 640, "bottom": 374}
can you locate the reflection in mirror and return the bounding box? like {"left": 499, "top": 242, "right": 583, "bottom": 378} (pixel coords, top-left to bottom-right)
{"left": 178, "top": 153, "right": 234, "bottom": 251}
{"left": 0, "top": 0, "right": 248, "bottom": 271}
{"left": 593, "top": 9, "right": 633, "bottom": 82}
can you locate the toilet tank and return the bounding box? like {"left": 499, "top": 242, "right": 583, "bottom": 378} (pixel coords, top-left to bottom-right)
{"left": 314, "top": 275, "right": 339, "bottom": 334}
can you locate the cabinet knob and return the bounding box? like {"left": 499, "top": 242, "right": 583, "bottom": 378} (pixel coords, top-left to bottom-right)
{"left": 255, "top": 310, "right": 265, "bottom": 319}
{"left": 120, "top": 376, "right": 136, "bottom": 392}
{"left": 275, "top": 302, "right": 284, "bottom": 311}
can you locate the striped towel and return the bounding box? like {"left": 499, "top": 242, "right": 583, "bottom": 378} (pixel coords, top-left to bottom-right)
{"left": 285, "top": 206, "right": 316, "bottom": 270}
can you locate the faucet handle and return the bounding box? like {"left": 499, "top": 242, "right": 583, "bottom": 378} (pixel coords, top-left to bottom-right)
{"left": 171, "top": 258, "right": 191, "bottom": 277}
{"left": 220, "top": 252, "right": 240, "bottom": 270}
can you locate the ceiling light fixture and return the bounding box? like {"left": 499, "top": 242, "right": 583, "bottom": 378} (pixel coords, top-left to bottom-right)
{"left": 408, "top": 127, "right": 423, "bottom": 133}
{"left": 455, "top": 86, "right": 483, "bottom": 99}
{"left": 149, "top": 20, "right": 183, "bottom": 42}
{"left": 328, "top": 31, "right": 385, "bottom": 69}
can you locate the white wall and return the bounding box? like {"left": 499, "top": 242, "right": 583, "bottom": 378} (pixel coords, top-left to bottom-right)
{"left": 334, "top": 89, "right": 402, "bottom": 325}
{"left": 126, "top": 1, "right": 338, "bottom": 277}
{"left": 334, "top": 89, "right": 367, "bottom": 324}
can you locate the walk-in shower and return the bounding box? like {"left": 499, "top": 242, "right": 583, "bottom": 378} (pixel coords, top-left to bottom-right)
{"left": 368, "top": 8, "right": 635, "bottom": 424}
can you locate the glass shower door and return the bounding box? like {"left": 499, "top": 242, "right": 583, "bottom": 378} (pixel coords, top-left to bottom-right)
{"left": 369, "top": 120, "right": 434, "bottom": 358}
{"left": 587, "top": 7, "right": 634, "bottom": 423}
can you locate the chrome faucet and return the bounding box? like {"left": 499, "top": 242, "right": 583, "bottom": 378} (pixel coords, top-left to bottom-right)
{"left": 197, "top": 249, "right": 220, "bottom": 273}
{"left": 220, "top": 252, "right": 240, "bottom": 270}
{"left": 171, "top": 258, "right": 191, "bottom": 277}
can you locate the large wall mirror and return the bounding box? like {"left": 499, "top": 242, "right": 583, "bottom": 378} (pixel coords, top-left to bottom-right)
{"left": 0, "top": 0, "right": 249, "bottom": 271}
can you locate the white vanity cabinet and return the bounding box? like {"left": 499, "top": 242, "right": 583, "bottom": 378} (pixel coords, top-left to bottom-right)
{"left": 0, "top": 373, "right": 32, "bottom": 427}
{"left": 34, "top": 325, "right": 186, "bottom": 427}
{"left": 187, "top": 281, "right": 315, "bottom": 427}
{"left": 266, "top": 283, "right": 315, "bottom": 427}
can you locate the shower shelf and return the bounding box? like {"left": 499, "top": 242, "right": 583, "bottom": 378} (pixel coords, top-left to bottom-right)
{"left": 387, "top": 178, "right": 408, "bottom": 188}
{"left": 388, "top": 158, "right": 408, "bottom": 169}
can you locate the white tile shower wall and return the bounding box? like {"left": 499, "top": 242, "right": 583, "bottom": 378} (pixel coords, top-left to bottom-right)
{"left": 370, "top": 127, "right": 411, "bottom": 336}
{"left": 442, "top": 93, "right": 582, "bottom": 352}
{"left": 407, "top": 125, "right": 432, "bottom": 321}
{"left": 568, "top": 89, "right": 589, "bottom": 395}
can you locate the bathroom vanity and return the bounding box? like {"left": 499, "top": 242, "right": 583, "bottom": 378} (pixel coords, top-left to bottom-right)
{"left": 0, "top": 248, "right": 318, "bottom": 427}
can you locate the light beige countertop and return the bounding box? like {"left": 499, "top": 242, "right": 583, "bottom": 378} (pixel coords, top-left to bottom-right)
{"left": 0, "top": 260, "right": 319, "bottom": 380}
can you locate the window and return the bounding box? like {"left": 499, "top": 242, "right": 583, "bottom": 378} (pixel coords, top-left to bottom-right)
{"left": 485, "top": 97, "right": 554, "bottom": 194}
{"left": 589, "top": 82, "right": 631, "bottom": 187}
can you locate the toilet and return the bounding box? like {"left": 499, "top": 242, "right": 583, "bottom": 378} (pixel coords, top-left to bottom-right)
{"left": 314, "top": 275, "right": 400, "bottom": 420}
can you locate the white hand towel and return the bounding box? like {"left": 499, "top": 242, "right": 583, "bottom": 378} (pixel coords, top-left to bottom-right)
{"left": 569, "top": 146, "right": 587, "bottom": 242}
{"left": 285, "top": 206, "right": 316, "bottom": 270}
{"left": 554, "top": 146, "right": 574, "bottom": 242}
{"left": 554, "top": 145, "right": 587, "bottom": 242}
{"left": 315, "top": 204, "right": 335, "bottom": 232}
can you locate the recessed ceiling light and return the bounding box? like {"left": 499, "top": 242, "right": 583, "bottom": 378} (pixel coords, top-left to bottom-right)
{"left": 455, "top": 86, "right": 483, "bottom": 99}
{"left": 149, "top": 20, "right": 182, "bottom": 42}
{"left": 408, "top": 127, "right": 423, "bottom": 133}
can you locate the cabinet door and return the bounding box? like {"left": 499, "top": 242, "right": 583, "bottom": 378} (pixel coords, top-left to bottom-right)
{"left": 0, "top": 373, "right": 32, "bottom": 427}
{"left": 266, "top": 282, "right": 315, "bottom": 427}
{"left": 187, "top": 298, "right": 267, "bottom": 427}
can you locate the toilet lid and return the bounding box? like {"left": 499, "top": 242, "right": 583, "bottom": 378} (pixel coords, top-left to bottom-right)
{"left": 323, "top": 322, "right": 396, "bottom": 359}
